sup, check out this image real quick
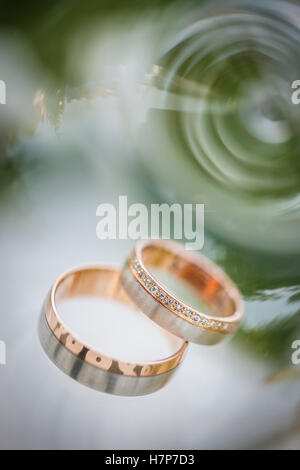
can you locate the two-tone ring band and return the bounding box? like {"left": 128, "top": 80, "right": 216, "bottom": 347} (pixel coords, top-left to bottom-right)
{"left": 121, "top": 240, "right": 244, "bottom": 345}
{"left": 39, "top": 265, "right": 188, "bottom": 396}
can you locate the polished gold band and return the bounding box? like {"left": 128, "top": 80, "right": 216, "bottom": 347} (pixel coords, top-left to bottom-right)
{"left": 40, "top": 265, "right": 188, "bottom": 396}
{"left": 121, "top": 240, "right": 244, "bottom": 345}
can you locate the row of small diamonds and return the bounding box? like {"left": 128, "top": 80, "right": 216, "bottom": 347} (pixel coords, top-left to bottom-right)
{"left": 131, "top": 259, "right": 229, "bottom": 332}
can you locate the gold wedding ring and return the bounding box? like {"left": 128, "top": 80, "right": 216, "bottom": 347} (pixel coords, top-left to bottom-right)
{"left": 39, "top": 265, "right": 188, "bottom": 396}
{"left": 40, "top": 241, "right": 244, "bottom": 395}
{"left": 121, "top": 240, "right": 244, "bottom": 345}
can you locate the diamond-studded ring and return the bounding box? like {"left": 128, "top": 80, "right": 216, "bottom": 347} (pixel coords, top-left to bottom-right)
{"left": 40, "top": 265, "right": 188, "bottom": 396}
{"left": 121, "top": 240, "right": 244, "bottom": 345}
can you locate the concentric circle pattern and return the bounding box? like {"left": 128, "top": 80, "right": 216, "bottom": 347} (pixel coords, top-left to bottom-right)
{"left": 134, "top": 0, "right": 300, "bottom": 253}
{"left": 159, "top": 1, "right": 300, "bottom": 199}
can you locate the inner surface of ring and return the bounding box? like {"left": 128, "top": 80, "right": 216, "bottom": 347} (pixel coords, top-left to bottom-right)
{"left": 55, "top": 268, "right": 134, "bottom": 306}
{"left": 142, "top": 245, "right": 236, "bottom": 318}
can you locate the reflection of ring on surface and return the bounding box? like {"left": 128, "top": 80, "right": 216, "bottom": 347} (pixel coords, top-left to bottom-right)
{"left": 121, "top": 240, "right": 244, "bottom": 345}
{"left": 39, "top": 265, "right": 188, "bottom": 396}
